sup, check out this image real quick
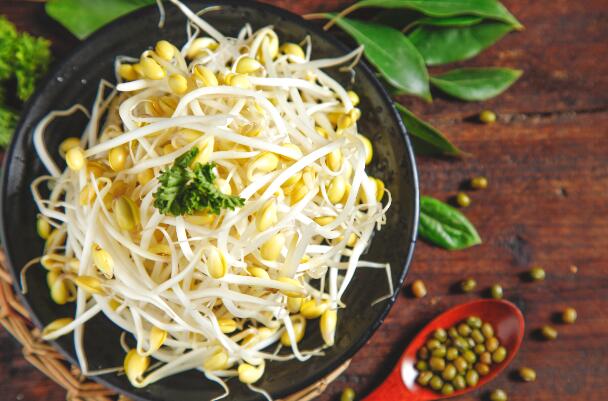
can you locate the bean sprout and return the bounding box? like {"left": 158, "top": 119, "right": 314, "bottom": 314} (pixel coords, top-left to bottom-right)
{"left": 30, "top": 0, "right": 392, "bottom": 397}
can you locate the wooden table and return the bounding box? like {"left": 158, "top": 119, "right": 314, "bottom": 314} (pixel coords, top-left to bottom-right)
{"left": 1, "top": 1, "right": 607, "bottom": 400}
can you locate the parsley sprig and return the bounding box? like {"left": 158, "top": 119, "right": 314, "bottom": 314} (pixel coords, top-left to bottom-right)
{"left": 0, "top": 16, "right": 51, "bottom": 148}
{"left": 153, "top": 147, "right": 245, "bottom": 216}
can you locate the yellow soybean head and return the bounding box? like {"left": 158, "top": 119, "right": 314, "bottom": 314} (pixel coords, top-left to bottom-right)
{"left": 337, "top": 114, "right": 354, "bottom": 130}
{"left": 73, "top": 275, "right": 105, "bottom": 295}
{"left": 92, "top": 244, "right": 114, "bottom": 279}
{"left": 44, "top": 229, "right": 66, "bottom": 252}
{"left": 280, "top": 315, "right": 306, "bottom": 346}
{"left": 314, "top": 216, "right": 336, "bottom": 226}
{"left": 50, "top": 278, "right": 69, "bottom": 305}
{"left": 327, "top": 149, "right": 342, "bottom": 172}
{"left": 327, "top": 176, "right": 347, "bottom": 204}
{"left": 155, "top": 40, "right": 175, "bottom": 61}
{"left": 248, "top": 266, "right": 270, "bottom": 279}
{"left": 286, "top": 297, "right": 303, "bottom": 314}
{"left": 347, "top": 90, "right": 360, "bottom": 106}
{"left": 194, "top": 65, "right": 219, "bottom": 87}
{"left": 206, "top": 247, "right": 227, "bottom": 279}
{"left": 236, "top": 57, "right": 263, "bottom": 74}
{"left": 280, "top": 43, "right": 305, "bottom": 60}
{"left": 42, "top": 317, "right": 73, "bottom": 338}
{"left": 149, "top": 326, "right": 168, "bottom": 352}
{"left": 192, "top": 136, "right": 215, "bottom": 166}
{"left": 336, "top": 232, "right": 358, "bottom": 248}
{"left": 320, "top": 309, "right": 338, "bottom": 346}
{"left": 37, "top": 217, "right": 51, "bottom": 239}
{"left": 257, "top": 32, "right": 279, "bottom": 62}
{"left": 137, "top": 169, "right": 155, "bottom": 186}
{"left": 374, "top": 178, "right": 385, "bottom": 201}
{"left": 168, "top": 74, "right": 188, "bottom": 95}
{"left": 185, "top": 211, "right": 216, "bottom": 226}
{"left": 277, "top": 276, "right": 305, "bottom": 297}
{"left": 40, "top": 253, "right": 66, "bottom": 270}
{"left": 109, "top": 180, "right": 129, "bottom": 198}
{"left": 86, "top": 161, "right": 105, "bottom": 178}
{"left": 204, "top": 348, "right": 230, "bottom": 371}
{"left": 124, "top": 349, "right": 150, "bottom": 386}
{"left": 132, "top": 63, "right": 144, "bottom": 77}
{"left": 249, "top": 152, "right": 280, "bottom": 177}
{"left": 282, "top": 171, "right": 302, "bottom": 189}
{"left": 218, "top": 318, "right": 238, "bottom": 334}
{"left": 108, "top": 146, "right": 128, "bottom": 171}
{"left": 221, "top": 72, "right": 235, "bottom": 85}
{"left": 140, "top": 57, "right": 165, "bottom": 80}
{"left": 300, "top": 299, "right": 329, "bottom": 319}
{"left": 109, "top": 298, "right": 121, "bottom": 311}
{"left": 162, "top": 143, "right": 178, "bottom": 156}
{"left": 118, "top": 64, "right": 138, "bottom": 81}
{"left": 46, "top": 269, "right": 61, "bottom": 288}
{"left": 256, "top": 199, "right": 278, "bottom": 231}
{"left": 357, "top": 135, "right": 373, "bottom": 165}
{"left": 230, "top": 73, "right": 252, "bottom": 89}
{"left": 349, "top": 107, "right": 361, "bottom": 122}
{"left": 59, "top": 137, "right": 81, "bottom": 157}
{"left": 315, "top": 126, "right": 329, "bottom": 138}
{"left": 260, "top": 233, "right": 285, "bottom": 261}
{"left": 186, "top": 37, "right": 218, "bottom": 58}
{"left": 238, "top": 363, "right": 264, "bottom": 384}
{"left": 113, "top": 196, "right": 140, "bottom": 231}
{"left": 280, "top": 143, "right": 303, "bottom": 160}
{"left": 289, "top": 181, "right": 309, "bottom": 205}
{"left": 66, "top": 147, "right": 85, "bottom": 171}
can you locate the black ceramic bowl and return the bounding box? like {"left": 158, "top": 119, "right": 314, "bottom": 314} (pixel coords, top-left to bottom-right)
{"left": 0, "top": 1, "right": 418, "bottom": 400}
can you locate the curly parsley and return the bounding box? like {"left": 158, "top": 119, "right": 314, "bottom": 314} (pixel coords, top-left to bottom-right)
{"left": 0, "top": 16, "right": 51, "bottom": 148}
{"left": 153, "top": 147, "right": 245, "bottom": 216}
{"left": 0, "top": 16, "right": 51, "bottom": 101}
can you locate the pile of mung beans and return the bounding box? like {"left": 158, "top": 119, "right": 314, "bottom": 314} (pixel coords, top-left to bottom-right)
{"left": 415, "top": 316, "right": 506, "bottom": 395}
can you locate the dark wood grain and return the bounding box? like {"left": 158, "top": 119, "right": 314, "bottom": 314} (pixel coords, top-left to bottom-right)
{"left": 1, "top": 1, "right": 607, "bottom": 400}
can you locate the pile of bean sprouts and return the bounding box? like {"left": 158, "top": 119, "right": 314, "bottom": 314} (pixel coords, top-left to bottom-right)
{"left": 28, "top": 1, "right": 393, "bottom": 399}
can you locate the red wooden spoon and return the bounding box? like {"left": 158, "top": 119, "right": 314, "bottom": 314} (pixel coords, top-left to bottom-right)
{"left": 363, "top": 299, "right": 525, "bottom": 401}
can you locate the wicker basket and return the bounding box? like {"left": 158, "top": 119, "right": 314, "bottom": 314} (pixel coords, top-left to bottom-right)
{"left": 0, "top": 251, "right": 349, "bottom": 401}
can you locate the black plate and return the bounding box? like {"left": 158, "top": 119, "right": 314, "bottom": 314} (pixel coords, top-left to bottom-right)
{"left": 0, "top": 1, "right": 419, "bottom": 400}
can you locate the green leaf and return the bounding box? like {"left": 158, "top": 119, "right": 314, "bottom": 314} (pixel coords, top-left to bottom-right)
{"left": 46, "top": 0, "right": 156, "bottom": 40}
{"left": 395, "top": 103, "right": 464, "bottom": 157}
{"left": 0, "top": 106, "right": 18, "bottom": 148}
{"left": 419, "top": 195, "right": 481, "bottom": 250}
{"left": 408, "top": 22, "right": 513, "bottom": 66}
{"left": 416, "top": 15, "right": 484, "bottom": 28}
{"left": 153, "top": 149, "right": 245, "bottom": 216}
{"left": 354, "top": 0, "right": 522, "bottom": 29}
{"left": 370, "top": 9, "right": 419, "bottom": 30}
{"left": 431, "top": 67, "right": 522, "bottom": 101}
{"left": 329, "top": 16, "right": 431, "bottom": 101}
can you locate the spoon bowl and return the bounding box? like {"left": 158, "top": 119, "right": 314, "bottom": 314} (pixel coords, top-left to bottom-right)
{"left": 364, "top": 299, "right": 525, "bottom": 401}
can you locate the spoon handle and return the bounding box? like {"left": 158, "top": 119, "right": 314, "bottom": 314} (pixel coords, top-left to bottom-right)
{"left": 362, "top": 369, "right": 422, "bottom": 401}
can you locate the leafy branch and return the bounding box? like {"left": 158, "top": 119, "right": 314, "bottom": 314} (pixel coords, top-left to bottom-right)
{"left": 315, "top": 0, "right": 524, "bottom": 249}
